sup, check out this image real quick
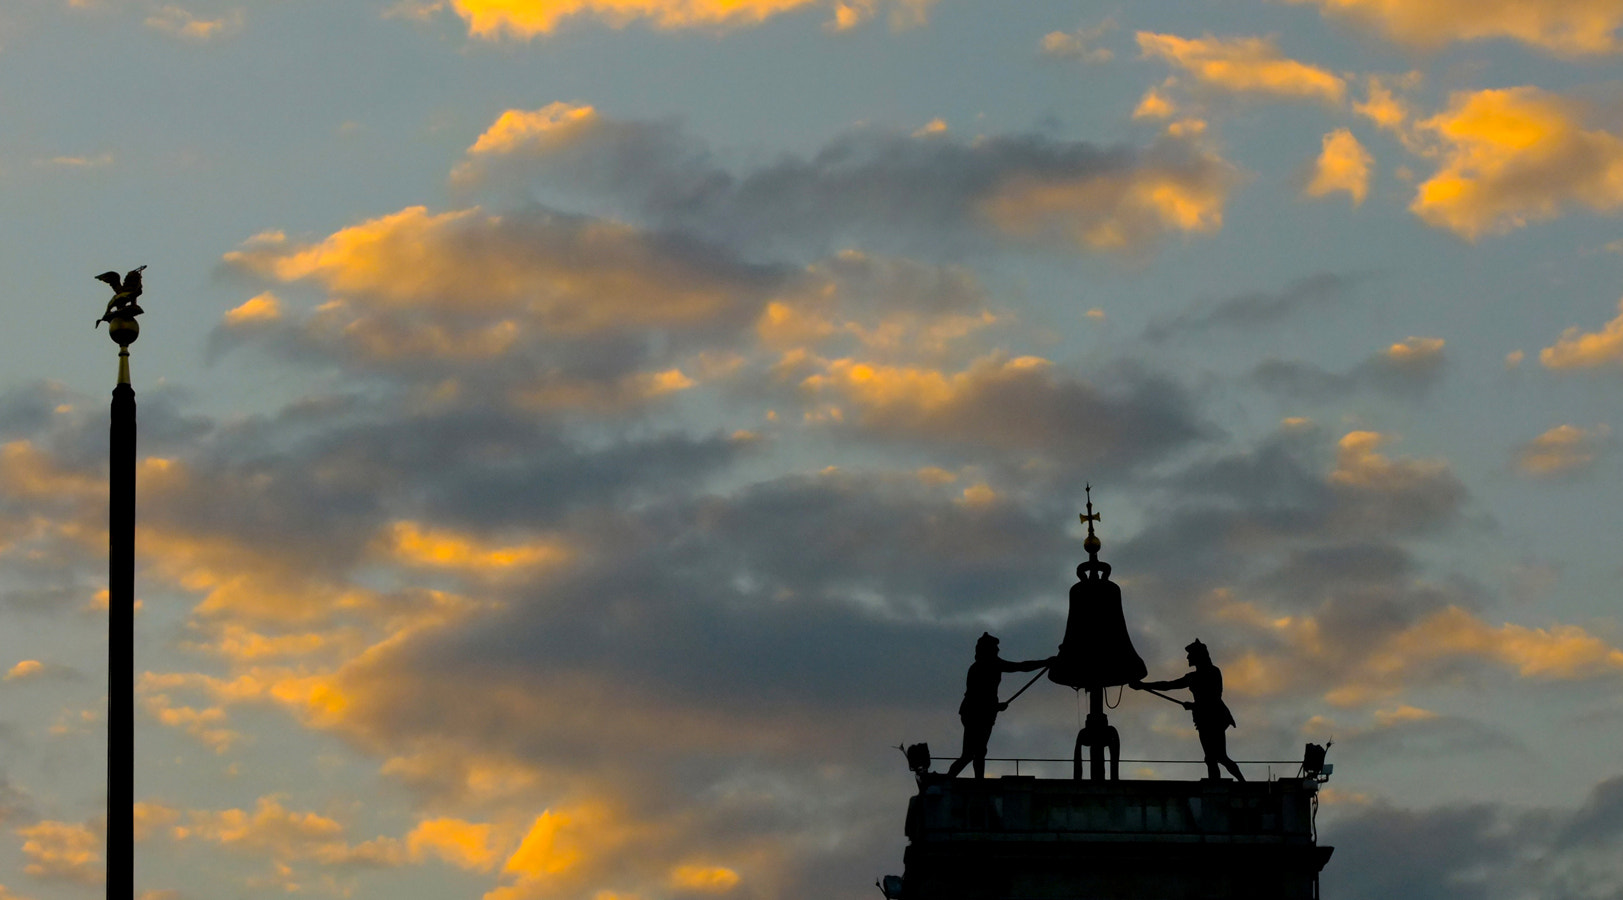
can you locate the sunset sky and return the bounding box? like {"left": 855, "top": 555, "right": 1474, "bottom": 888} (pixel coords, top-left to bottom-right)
{"left": 2, "top": 1, "right": 1622, "bottom": 898}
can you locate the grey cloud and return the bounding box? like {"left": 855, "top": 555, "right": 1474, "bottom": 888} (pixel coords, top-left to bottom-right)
{"left": 464, "top": 114, "right": 1236, "bottom": 261}
{"left": 0, "top": 381, "right": 69, "bottom": 438}
{"left": 1154, "top": 424, "right": 1466, "bottom": 544}
{"left": 276, "top": 467, "right": 1088, "bottom": 829}
{"left": 413, "top": 469, "right": 1074, "bottom": 712}
{"left": 1333, "top": 713, "right": 1525, "bottom": 760}
{"left": 142, "top": 400, "right": 755, "bottom": 579}
{"left": 1252, "top": 342, "right": 1448, "bottom": 400}
{"left": 1103, "top": 423, "right": 1489, "bottom": 704}
{"left": 1324, "top": 779, "right": 1623, "bottom": 900}
{"left": 1323, "top": 803, "right": 1514, "bottom": 900}
{"left": 0, "top": 381, "right": 209, "bottom": 472}
{"left": 1143, "top": 272, "right": 1362, "bottom": 343}
{"left": 1258, "top": 542, "right": 1419, "bottom": 595}
{"left": 1558, "top": 775, "right": 1623, "bottom": 849}
{"left": 0, "top": 771, "right": 36, "bottom": 826}
{"left": 823, "top": 360, "right": 1215, "bottom": 476}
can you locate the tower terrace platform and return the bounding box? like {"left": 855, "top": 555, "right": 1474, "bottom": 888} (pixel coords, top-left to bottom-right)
{"left": 900, "top": 773, "right": 1333, "bottom": 900}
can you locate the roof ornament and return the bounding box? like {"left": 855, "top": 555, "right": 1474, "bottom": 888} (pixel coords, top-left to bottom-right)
{"left": 95, "top": 265, "right": 147, "bottom": 333}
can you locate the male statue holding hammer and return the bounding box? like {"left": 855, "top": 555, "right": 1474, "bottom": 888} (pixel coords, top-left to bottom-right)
{"left": 946, "top": 633, "right": 1054, "bottom": 779}
{"left": 1134, "top": 638, "right": 1245, "bottom": 782}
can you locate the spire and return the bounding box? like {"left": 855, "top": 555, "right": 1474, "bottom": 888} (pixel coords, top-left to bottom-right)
{"left": 1079, "top": 483, "right": 1102, "bottom": 560}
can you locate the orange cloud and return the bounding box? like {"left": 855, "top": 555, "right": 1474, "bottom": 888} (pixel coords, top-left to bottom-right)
{"left": 185, "top": 624, "right": 345, "bottom": 663}
{"left": 1382, "top": 336, "right": 1444, "bottom": 366}
{"left": 1318, "top": 431, "right": 1464, "bottom": 534}
{"left": 510, "top": 366, "right": 700, "bottom": 413}
{"left": 382, "top": 521, "right": 573, "bottom": 576}
{"left": 1517, "top": 424, "right": 1610, "bottom": 476}
{"left": 1278, "top": 0, "right": 1623, "bottom": 56}
{"left": 135, "top": 519, "right": 371, "bottom": 624}
{"left": 670, "top": 864, "right": 741, "bottom": 892}
{"left": 222, "top": 292, "right": 282, "bottom": 325}
{"left": 1136, "top": 32, "right": 1346, "bottom": 103}
{"left": 754, "top": 252, "right": 996, "bottom": 364}
{"left": 133, "top": 803, "right": 181, "bottom": 842}
{"left": 1354, "top": 76, "right": 1415, "bottom": 133}
{"left": 140, "top": 695, "right": 242, "bottom": 752}
{"left": 1410, "top": 87, "right": 1623, "bottom": 239}
{"left": 1039, "top": 19, "right": 1114, "bottom": 62}
{"left": 0, "top": 441, "right": 102, "bottom": 503}
{"left": 1541, "top": 297, "right": 1623, "bottom": 369}
{"left": 16, "top": 820, "right": 102, "bottom": 884}
{"left": 470, "top": 102, "right": 597, "bottom": 156}
{"left": 485, "top": 803, "right": 654, "bottom": 900}
{"left": 176, "top": 797, "right": 407, "bottom": 868}
{"left": 144, "top": 5, "right": 244, "bottom": 41}
{"left": 381, "top": 749, "right": 546, "bottom": 805}
{"left": 1372, "top": 703, "right": 1438, "bottom": 727}
{"left": 406, "top": 818, "right": 504, "bottom": 872}
{"left": 1329, "top": 431, "right": 1450, "bottom": 492}
{"left": 452, "top": 0, "right": 810, "bottom": 37}
{"left": 224, "top": 206, "right": 761, "bottom": 339}
{"left": 35, "top": 153, "right": 113, "bottom": 169}
{"left": 1216, "top": 592, "right": 1623, "bottom": 708}
{"left": 150, "top": 795, "right": 509, "bottom": 883}
{"left": 1304, "top": 128, "right": 1372, "bottom": 205}
{"left": 446, "top": 0, "right": 930, "bottom": 38}
{"left": 1363, "top": 605, "right": 1623, "bottom": 681}
{"left": 1132, "top": 87, "right": 1177, "bottom": 120}
{"left": 982, "top": 140, "right": 1238, "bottom": 250}
{"left": 803, "top": 355, "right": 1039, "bottom": 420}
{"left": 452, "top": 102, "right": 601, "bottom": 182}
{"left": 4, "top": 660, "right": 44, "bottom": 681}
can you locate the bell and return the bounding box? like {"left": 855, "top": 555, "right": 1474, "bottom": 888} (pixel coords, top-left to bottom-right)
{"left": 1047, "top": 561, "right": 1147, "bottom": 689}
{"left": 1048, "top": 494, "right": 1146, "bottom": 691}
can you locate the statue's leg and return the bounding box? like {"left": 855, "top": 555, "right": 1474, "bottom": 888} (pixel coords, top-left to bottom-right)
{"left": 1073, "top": 728, "right": 1086, "bottom": 780}
{"left": 1212, "top": 728, "right": 1245, "bottom": 782}
{"left": 1105, "top": 725, "right": 1120, "bottom": 780}
{"left": 1199, "top": 729, "right": 1222, "bottom": 780}
{"left": 970, "top": 717, "right": 994, "bottom": 779}
{"left": 947, "top": 714, "right": 983, "bottom": 778}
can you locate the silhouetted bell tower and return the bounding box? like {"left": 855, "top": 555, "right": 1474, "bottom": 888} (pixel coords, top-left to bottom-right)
{"left": 886, "top": 488, "right": 1334, "bottom": 900}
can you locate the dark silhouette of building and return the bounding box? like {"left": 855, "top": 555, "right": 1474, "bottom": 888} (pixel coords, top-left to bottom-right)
{"left": 884, "top": 491, "right": 1333, "bottom": 899}
{"left": 898, "top": 774, "right": 1331, "bottom": 900}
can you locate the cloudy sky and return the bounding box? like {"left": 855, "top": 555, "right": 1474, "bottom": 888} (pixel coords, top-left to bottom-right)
{"left": 2, "top": 1, "right": 1622, "bottom": 898}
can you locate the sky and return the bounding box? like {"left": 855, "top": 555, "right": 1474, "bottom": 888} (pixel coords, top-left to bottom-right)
{"left": 1, "top": 0, "right": 1622, "bottom": 898}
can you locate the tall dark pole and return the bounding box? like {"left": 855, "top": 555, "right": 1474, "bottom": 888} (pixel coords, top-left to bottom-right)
{"left": 107, "top": 316, "right": 138, "bottom": 899}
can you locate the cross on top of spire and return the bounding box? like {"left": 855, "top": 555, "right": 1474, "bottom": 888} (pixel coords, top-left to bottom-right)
{"left": 1079, "top": 483, "right": 1101, "bottom": 532}
{"left": 1080, "top": 484, "right": 1102, "bottom": 559}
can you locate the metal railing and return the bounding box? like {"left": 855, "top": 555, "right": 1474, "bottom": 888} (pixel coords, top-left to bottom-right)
{"left": 927, "top": 756, "right": 1307, "bottom": 779}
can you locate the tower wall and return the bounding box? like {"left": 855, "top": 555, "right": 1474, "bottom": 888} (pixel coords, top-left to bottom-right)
{"left": 902, "top": 778, "right": 1332, "bottom": 900}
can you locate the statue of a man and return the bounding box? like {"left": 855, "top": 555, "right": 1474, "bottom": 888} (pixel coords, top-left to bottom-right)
{"left": 1135, "top": 639, "right": 1246, "bottom": 782}
{"left": 946, "top": 633, "right": 1052, "bottom": 779}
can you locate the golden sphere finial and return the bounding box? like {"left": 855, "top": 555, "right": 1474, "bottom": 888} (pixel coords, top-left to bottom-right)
{"left": 107, "top": 316, "right": 140, "bottom": 348}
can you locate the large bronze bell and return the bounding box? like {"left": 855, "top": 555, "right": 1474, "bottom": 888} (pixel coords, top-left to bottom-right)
{"left": 1047, "top": 556, "right": 1146, "bottom": 690}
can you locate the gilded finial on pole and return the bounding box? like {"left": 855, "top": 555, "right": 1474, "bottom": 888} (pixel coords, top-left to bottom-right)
{"left": 95, "top": 265, "right": 146, "bottom": 342}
